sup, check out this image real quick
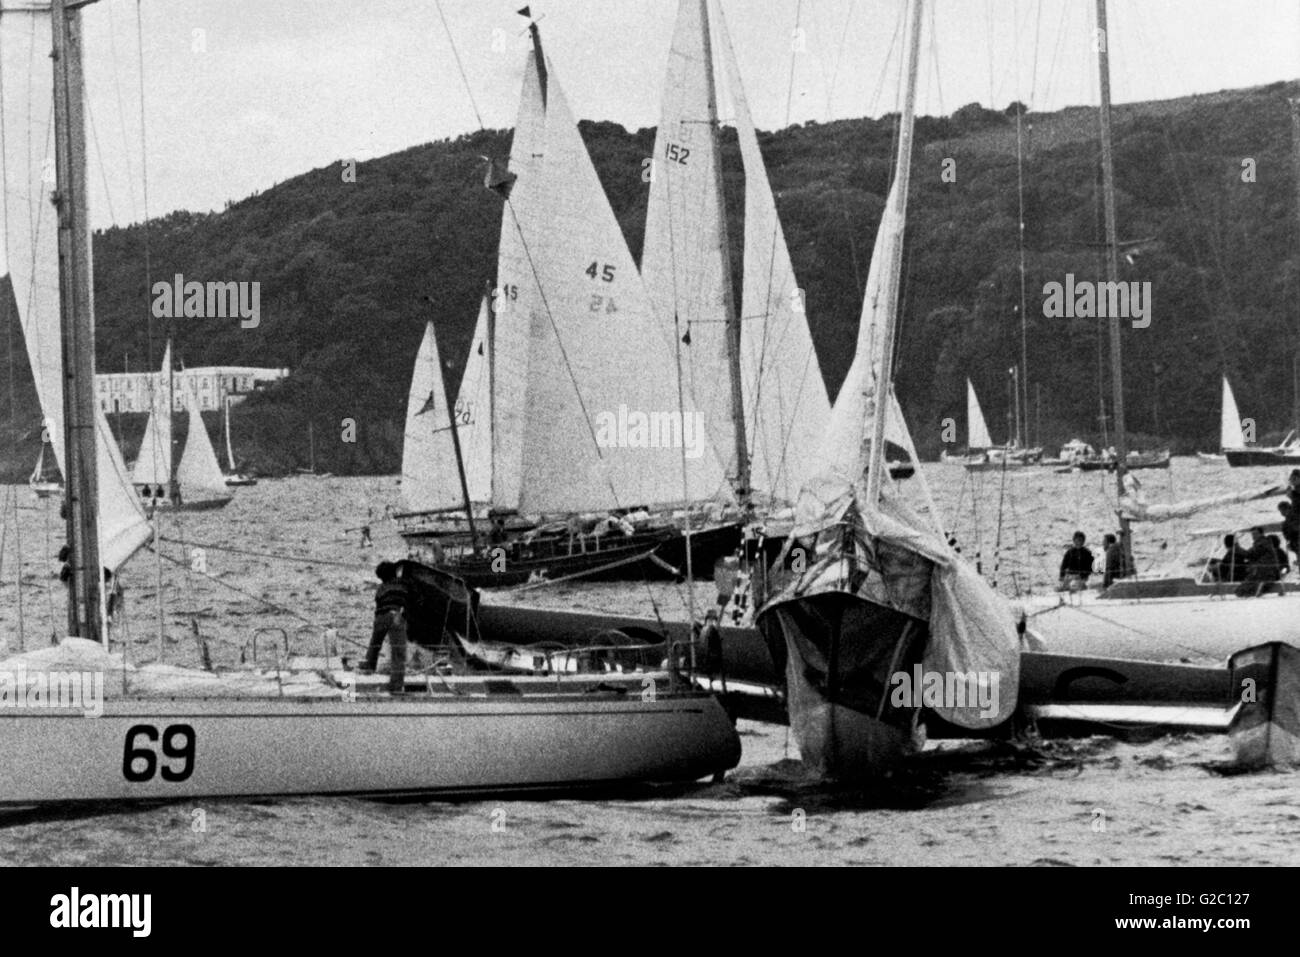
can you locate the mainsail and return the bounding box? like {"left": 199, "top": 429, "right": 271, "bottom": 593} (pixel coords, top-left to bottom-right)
{"left": 1220, "top": 376, "right": 1245, "bottom": 450}
{"left": 454, "top": 293, "right": 493, "bottom": 506}
{"left": 176, "top": 391, "right": 229, "bottom": 497}
{"left": 512, "top": 62, "right": 726, "bottom": 514}
{"left": 641, "top": 0, "right": 735, "bottom": 482}
{"left": 401, "top": 321, "right": 463, "bottom": 513}
{"left": 132, "top": 342, "right": 174, "bottom": 487}
{"left": 966, "top": 378, "right": 994, "bottom": 449}
{"left": 716, "top": 2, "right": 831, "bottom": 504}
{"left": 0, "top": 11, "right": 151, "bottom": 573}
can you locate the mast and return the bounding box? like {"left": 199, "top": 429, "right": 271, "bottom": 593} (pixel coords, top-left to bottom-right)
{"left": 51, "top": 0, "right": 103, "bottom": 640}
{"left": 1095, "top": 0, "right": 1131, "bottom": 564}
{"left": 698, "top": 0, "right": 750, "bottom": 509}
{"left": 485, "top": 281, "right": 496, "bottom": 482}
{"left": 525, "top": 15, "right": 547, "bottom": 106}
{"left": 1290, "top": 96, "right": 1300, "bottom": 434}
{"left": 865, "top": 0, "right": 923, "bottom": 506}
{"left": 166, "top": 339, "right": 178, "bottom": 504}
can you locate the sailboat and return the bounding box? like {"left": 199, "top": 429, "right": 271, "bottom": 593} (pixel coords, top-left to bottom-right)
{"left": 1221, "top": 377, "right": 1300, "bottom": 466}
{"left": 396, "top": 13, "right": 742, "bottom": 587}
{"left": 222, "top": 395, "right": 257, "bottom": 486}
{"left": 750, "top": 0, "right": 1020, "bottom": 778}
{"left": 27, "top": 426, "right": 62, "bottom": 498}
{"left": 0, "top": 0, "right": 739, "bottom": 804}
{"left": 130, "top": 342, "right": 233, "bottom": 510}
{"left": 949, "top": 378, "right": 1042, "bottom": 470}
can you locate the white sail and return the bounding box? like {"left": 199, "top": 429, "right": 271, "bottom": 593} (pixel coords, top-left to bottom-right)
{"left": 490, "top": 52, "right": 548, "bottom": 512}
{"left": 1, "top": 11, "right": 151, "bottom": 573}
{"left": 641, "top": 0, "right": 736, "bottom": 482}
{"left": 132, "top": 342, "right": 173, "bottom": 488}
{"left": 223, "top": 396, "right": 237, "bottom": 471}
{"left": 715, "top": 3, "right": 831, "bottom": 504}
{"left": 177, "top": 390, "right": 230, "bottom": 497}
{"left": 1220, "top": 376, "right": 1245, "bottom": 450}
{"left": 966, "top": 379, "right": 993, "bottom": 449}
{"left": 454, "top": 293, "right": 493, "bottom": 506}
{"left": 515, "top": 65, "right": 726, "bottom": 514}
{"left": 401, "top": 322, "right": 462, "bottom": 513}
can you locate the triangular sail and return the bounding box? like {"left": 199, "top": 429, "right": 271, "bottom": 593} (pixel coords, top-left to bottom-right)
{"left": 1, "top": 12, "right": 150, "bottom": 572}
{"left": 641, "top": 0, "right": 735, "bottom": 482}
{"left": 715, "top": 2, "right": 831, "bottom": 504}
{"left": 401, "top": 322, "right": 464, "bottom": 513}
{"left": 490, "top": 52, "right": 548, "bottom": 512}
{"left": 454, "top": 293, "right": 493, "bottom": 506}
{"left": 223, "top": 397, "right": 237, "bottom": 471}
{"left": 177, "top": 391, "right": 229, "bottom": 497}
{"left": 132, "top": 341, "right": 173, "bottom": 487}
{"left": 514, "top": 64, "right": 725, "bottom": 513}
{"left": 1220, "top": 377, "right": 1245, "bottom": 450}
{"left": 966, "top": 379, "right": 993, "bottom": 449}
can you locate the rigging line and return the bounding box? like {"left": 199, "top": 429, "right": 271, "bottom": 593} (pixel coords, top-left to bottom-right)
{"left": 0, "top": 31, "right": 26, "bottom": 650}
{"left": 84, "top": 96, "right": 116, "bottom": 224}
{"left": 433, "top": 0, "right": 485, "bottom": 132}
{"left": 146, "top": 545, "right": 324, "bottom": 628}
{"left": 1014, "top": 0, "right": 1029, "bottom": 449}
{"left": 825, "top": 0, "right": 858, "bottom": 119}
{"left": 865, "top": 3, "right": 904, "bottom": 119}
{"left": 156, "top": 534, "right": 374, "bottom": 570}
{"left": 102, "top": 0, "right": 137, "bottom": 219}
{"left": 1028, "top": 0, "right": 1044, "bottom": 105}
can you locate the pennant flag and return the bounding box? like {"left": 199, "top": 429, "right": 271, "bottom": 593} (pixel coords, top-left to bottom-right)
{"left": 483, "top": 157, "right": 517, "bottom": 198}
{"left": 415, "top": 391, "right": 437, "bottom": 416}
{"left": 518, "top": 6, "right": 531, "bottom": 17}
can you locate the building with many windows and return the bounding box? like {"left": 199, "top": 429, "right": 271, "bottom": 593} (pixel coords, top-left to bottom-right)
{"left": 96, "top": 366, "right": 289, "bottom": 414}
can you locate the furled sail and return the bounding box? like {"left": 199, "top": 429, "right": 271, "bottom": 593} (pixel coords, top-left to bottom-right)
{"left": 454, "top": 293, "right": 493, "bottom": 506}
{"left": 401, "top": 322, "right": 461, "bottom": 512}
{"left": 967, "top": 379, "right": 993, "bottom": 449}
{"left": 490, "top": 51, "right": 548, "bottom": 512}
{"left": 177, "top": 390, "right": 230, "bottom": 497}
{"left": 1220, "top": 376, "right": 1245, "bottom": 450}
{"left": 0, "top": 11, "right": 151, "bottom": 573}
{"left": 515, "top": 64, "right": 725, "bottom": 513}
{"left": 715, "top": 2, "right": 831, "bottom": 504}
{"left": 641, "top": 0, "right": 735, "bottom": 482}
{"left": 1120, "top": 473, "right": 1280, "bottom": 522}
{"left": 132, "top": 341, "right": 173, "bottom": 488}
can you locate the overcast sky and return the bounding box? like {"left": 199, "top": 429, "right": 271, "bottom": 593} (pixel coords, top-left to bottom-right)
{"left": 54, "top": 0, "right": 1300, "bottom": 227}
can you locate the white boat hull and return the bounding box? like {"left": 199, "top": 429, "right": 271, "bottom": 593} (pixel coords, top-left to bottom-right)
{"left": 0, "top": 691, "right": 740, "bottom": 804}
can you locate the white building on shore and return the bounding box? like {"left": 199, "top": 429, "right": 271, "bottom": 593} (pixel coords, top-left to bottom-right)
{"left": 96, "top": 366, "right": 289, "bottom": 414}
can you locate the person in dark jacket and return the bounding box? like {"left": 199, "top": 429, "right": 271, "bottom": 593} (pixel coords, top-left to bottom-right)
{"left": 1237, "top": 528, "right": 1284, "bottom": 596}
{"left": 1101, "top": 533, "right": 1133, "bottom": 588}
{"left": 363, "top": 561, "right": 409, "bottom": 693}
{"left": 1058, "top": 531, "right": 1094, "bottom": 590}
{"left": 1279, "top": 501, "right": 1300, "bottom": 561}
{"left": 1209, "top": 534, "right": 1250, "bottom": 582}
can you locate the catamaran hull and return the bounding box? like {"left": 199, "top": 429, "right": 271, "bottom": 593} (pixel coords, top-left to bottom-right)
{"left": 0, "top": 693, "right": 740, "bottom": 805}
{"left": 1225, "top": 448, "right": 1300, "bottom": 467}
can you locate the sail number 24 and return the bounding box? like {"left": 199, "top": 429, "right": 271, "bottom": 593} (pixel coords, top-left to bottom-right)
{"left": 122, "top": 724, "right": 196, "bottom": 783}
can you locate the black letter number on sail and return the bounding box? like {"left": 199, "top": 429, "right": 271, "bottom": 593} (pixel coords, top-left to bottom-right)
{"left": 123, "top": 723, "right": 196, "bottom": 783}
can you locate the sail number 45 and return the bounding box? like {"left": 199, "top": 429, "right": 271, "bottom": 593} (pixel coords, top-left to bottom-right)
{"left": 122, "top": 724, "right": 196, "bottom": 783}
{"left": 585, "top": 261, "right": 618, "bottom": 313}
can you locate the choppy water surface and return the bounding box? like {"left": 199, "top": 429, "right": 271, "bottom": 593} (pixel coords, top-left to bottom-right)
{"left": 0, "top": 464, "right": 1296, "bottom": 865}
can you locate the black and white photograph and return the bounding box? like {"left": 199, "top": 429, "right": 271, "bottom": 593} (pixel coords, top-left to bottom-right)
{"left": 0, "top": 0, "right": 1293, "bottom": 905}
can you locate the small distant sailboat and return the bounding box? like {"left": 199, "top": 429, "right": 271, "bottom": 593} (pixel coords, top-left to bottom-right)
{"left": 951, "top": 378, "right": 1042, "bottom": 470}
{"left": 28, "top": 428, "right": 62, "bottom": 498}
{"left": 222, "top": 395, "right": 257, "bottom": 486}
{"left": 1221, "top": 376, "right": 1300, "bottom": 466}
{"left": 131, "top": 342, "right": 233, "bottom": 511}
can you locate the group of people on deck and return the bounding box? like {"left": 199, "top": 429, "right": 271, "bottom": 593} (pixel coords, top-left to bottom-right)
{"left": 1057, "top": 530, "right": 1132, "bottom": 592}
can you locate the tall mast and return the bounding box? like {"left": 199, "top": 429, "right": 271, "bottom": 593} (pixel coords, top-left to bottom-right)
{"left": 1095, "top": 0, "right": 1131, "bottom": 564}
{"left": 51, "top": 0, "right": 103, "bottom": 640}
{"left": 526, "top": 16, "right": 547, "bottom": 107}
{"left": 1290, "top": 96, "right": 1300, "bottom": 434}
{"left": 864, "top": 0, "right": 923, "bottom": 506}
{"left": 166, "top": 339, "right": 178, "bottom": 504}
{"left": 698, "top": 0, "right": 750, "bottom": 509}
{"left": 424, "top": 304, "right": 479, "bottom": 550}
{"left": 485, "top": 281, "right": 496, "bottom": 477}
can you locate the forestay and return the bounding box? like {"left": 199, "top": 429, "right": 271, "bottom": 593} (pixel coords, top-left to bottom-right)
{"left": 0, "top": 10, "right": 151, "bottom": 572}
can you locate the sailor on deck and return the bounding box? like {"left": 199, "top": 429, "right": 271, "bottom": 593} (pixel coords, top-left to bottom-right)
{"left": 1057, "top": 531, "right": 1094, "bottom": 591}
{"left": 363, "top": 561, "right": 409, "bottom": 693}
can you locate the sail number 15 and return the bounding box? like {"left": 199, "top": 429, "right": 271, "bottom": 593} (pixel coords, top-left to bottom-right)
{"left": 122, "top": 723, "right": 196, "bottom": 783}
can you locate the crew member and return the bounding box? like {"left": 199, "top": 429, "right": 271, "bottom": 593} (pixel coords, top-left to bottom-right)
{"left": 1058, "top": 531, "right": 1094, "bottom": 590}
{"left": 1101, "top": 532, "right": 1133, "bottom": 589}
{"left": 363, "top": 561, "right": 409, "bottom": 693}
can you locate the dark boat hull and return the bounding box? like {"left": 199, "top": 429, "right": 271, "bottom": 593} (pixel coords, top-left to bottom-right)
{"left": 1225, "top": 448, "right": 1300, "bottom": 467}
{"left": 408, "top": 521, "right": 744, "bottom": 588}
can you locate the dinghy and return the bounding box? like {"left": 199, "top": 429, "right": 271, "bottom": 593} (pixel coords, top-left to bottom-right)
{"left": 0, "top": 0, "right": 739, "bottom": 805}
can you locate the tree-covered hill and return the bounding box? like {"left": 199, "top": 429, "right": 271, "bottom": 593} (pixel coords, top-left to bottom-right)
{"left": 4, "top": 77, "right": 1299, "bottom": 481}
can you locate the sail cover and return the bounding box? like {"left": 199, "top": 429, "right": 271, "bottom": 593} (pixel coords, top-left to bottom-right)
{"left": 132, "top": 341, "right": 173, "bottom": 487}
{"left": 966, "top": 379, "right": 993, "bottom": 449}
{"left": 716, "top": 2, "right": 831, "bottom": 504}
{"left": 401, "top": 321, "right": 463, "bottom": 512}
{"left": 1220, "top": 377, "right": 1245, "bottom": 450}
{"left": 641, "top": 0, "right": 736, "bottom": 485}
{"left": 513, "top": 62, "right": 725, "bottom": 514}
{"left": 1, "top": 10, "right": 151, "bottom": 573}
